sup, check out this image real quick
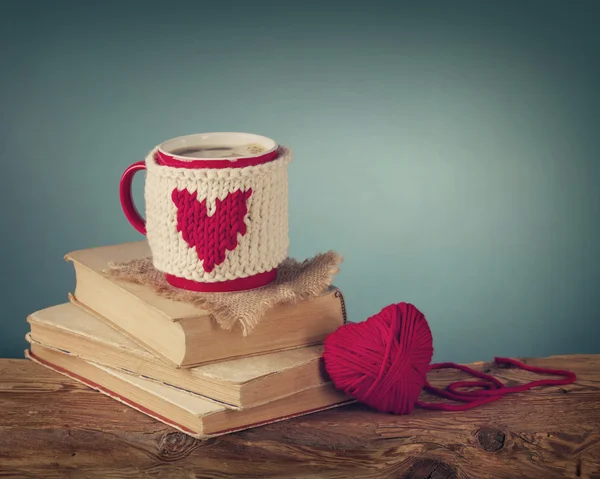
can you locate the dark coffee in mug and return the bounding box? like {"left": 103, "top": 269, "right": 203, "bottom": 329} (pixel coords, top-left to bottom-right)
{"left": 170, "top": 143, "right": 267, "bottom": 159}
{"left": 170, "top": 146, "right": 244, "bottom": 159}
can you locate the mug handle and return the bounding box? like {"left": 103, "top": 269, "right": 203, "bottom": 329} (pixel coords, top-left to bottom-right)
{"left": 119, "top": 161, "right": 147, "bottom": 235}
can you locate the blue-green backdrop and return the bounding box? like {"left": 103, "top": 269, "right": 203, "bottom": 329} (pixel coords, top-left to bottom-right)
{"left": 1, "top": 0, "right": 598, "bottom": 362}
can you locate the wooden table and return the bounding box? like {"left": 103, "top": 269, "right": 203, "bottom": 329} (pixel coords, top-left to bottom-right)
{"left": 1, "top": 355, "right": 599, "bottom": 478}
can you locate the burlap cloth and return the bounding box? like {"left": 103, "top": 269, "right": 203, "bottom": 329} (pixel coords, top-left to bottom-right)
{"left": 106, "top": 252, "right": 343, "bottom": 335}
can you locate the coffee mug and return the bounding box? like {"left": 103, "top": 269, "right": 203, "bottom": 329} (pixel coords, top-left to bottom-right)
{"left": 119, "top": 132, "right": 292, "bottom": 292}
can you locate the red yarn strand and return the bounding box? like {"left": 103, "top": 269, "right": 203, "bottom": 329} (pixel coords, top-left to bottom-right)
{"left": 417, "top": 357, "right": 576, "bottom": 411}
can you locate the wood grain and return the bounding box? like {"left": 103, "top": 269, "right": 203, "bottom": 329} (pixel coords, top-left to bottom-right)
{"left": 1, "top": 355, "right": 599, "bottom": 478}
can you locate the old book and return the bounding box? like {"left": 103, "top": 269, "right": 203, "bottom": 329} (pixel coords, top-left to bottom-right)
{"left": 65, "top": 241, "right": 346, "bottom": 368}
{"left": 26, "top": 344, "right": 351, "bottom": 439}
{"left": 27, "top": 302, "right": 330, "bottom": 409}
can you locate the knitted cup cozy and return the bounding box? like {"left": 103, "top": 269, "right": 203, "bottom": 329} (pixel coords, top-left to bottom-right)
{"left": 143, "top": 146, "right": 292, "bottom": 285}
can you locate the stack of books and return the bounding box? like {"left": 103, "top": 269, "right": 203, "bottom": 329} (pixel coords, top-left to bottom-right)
{"left": 25, "top": 241, "right": 352, "bottom": 438}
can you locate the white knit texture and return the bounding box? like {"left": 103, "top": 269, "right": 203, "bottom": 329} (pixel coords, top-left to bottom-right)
{"left": 143, "top": 146, "right": 291, "bottom": 283}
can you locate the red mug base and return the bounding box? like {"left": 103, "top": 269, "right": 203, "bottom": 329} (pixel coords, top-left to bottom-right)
{"left": 164, "top": 268, "right": 277, "bottom": 293}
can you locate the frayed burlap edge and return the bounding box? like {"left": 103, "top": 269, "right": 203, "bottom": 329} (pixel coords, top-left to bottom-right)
{"left": 104, "top": 252, "right": 343, "bottom": 335}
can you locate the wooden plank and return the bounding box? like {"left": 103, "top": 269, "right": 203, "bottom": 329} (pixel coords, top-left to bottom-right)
{"left": 0, "top": 355, "right": 599, "bottom": 479}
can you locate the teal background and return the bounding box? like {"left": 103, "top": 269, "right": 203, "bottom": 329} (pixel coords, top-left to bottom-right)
{"left": 1, "top": 1, "right": 598, "bottom": 363}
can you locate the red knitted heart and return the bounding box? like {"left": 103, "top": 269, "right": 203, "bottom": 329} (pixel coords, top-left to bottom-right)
{"left": 171, "top": 188, "right": 252, "bottom": 273}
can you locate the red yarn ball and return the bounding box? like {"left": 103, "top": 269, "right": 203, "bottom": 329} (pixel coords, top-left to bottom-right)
{"left": 323, "top": 302, "right": 434, "bottom": 415}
